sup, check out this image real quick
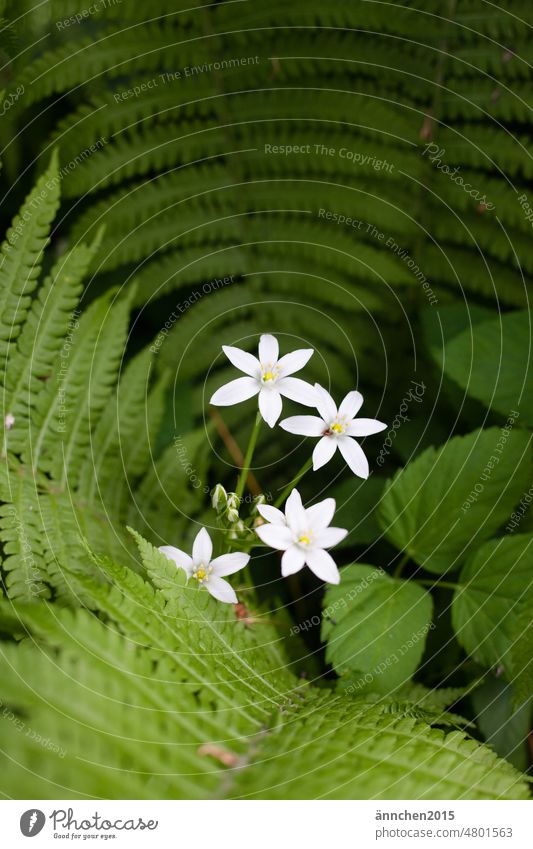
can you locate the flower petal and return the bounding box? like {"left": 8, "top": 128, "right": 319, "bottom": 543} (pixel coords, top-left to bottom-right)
{"left": 305, "top": 548, "right": 340, "bottom": 584}
{"left": 277, "top": 348, "right": 314, "bottom": 377}
{"left": 285, "top": 488, "right": 307, "bottom": 532}
{"left": 159, "top": 545, "right": 193, "bottom": 576}
{"left": 257, "top": 504, "right": 286, "bottom": 524}
{"left": 314, "top": 383, "right": 337, "bottom": 421}
{"left": 347, "top": 418, "right": 387, "bottom": 437}
{"left": 210, "top": 551, "right": 250, "bottom": 577}
{"left": 338, "top": 436, "right": 369, "bottom": 478}
{"left": 279, "top": 415, "right": 325, "bottom": 436}
{"left": 210, "top": 376, "right": 259, "bottom": 406}
{"left": 314, "top": 527, "right": 348, "bottom": 548}
{"left": 258, "top": 333, "right": 279, "bottom": 365}
{"left": 207, "top": 575, "right": 238, "bottom": 604}
{"left": 222, "top": 345, "right": 260, "bottom": 378}
{"left": 259, "top": 387, "right": 283, "bottom": 427}
{"left": 312, "top": 435, "right": 337, "bottom": 470}
{"left": 255, "top": 523, "right": 293, "bottom": 550}
{"left": 281, "top": 546, "right": 306, "bottom": 576}
{"left": 192, "top": 527, "right": 212, "bottom": 564}
{"left": 338, "top": 390, "right": 363, "bottom": 420}
{"left": 277, "top": 377, "right": 317, "bottom": 406}
{"left": 305, "top": 497, "right": 336, "bottom": 530}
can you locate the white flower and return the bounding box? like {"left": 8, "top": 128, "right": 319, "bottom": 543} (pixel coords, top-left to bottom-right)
{"left": 159, "top": 527, "right": 249, "bottom": 604}
{"left": 255, "top": 489, "right": 347, "bottom": 584}
{"left": 280, "top": 384, "right": 386, "bottom": 478}
{"left": 4, "top": 413, "right": 15, "bottom": 430}
{"left": 210, "top": 333, "right": 316, "bottom": 427}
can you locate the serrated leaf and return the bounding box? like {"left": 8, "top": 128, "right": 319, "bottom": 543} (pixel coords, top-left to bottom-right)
{"left": 378, "top": 428, "right": 531, "bottom": 574}
{"left": 0, "top": 151, "right": 60, "bottom": 358}
{"left": 452, "top": 534, "right": 533, "bottom": 670}
{"left": 322, "top": 564, "right": 433, "bottom": 692}
{"left": 443, "top": 310, "right": 533, "bottom": 426}
{"left": 227, "top": 690, "right": 529, "bottom": 800}
{"left": 128, "top": 525, "right": 188, "bottom": 599}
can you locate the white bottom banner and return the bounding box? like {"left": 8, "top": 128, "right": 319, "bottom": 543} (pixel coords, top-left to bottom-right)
{"left": 0, "top": 800, "right": 531, "bottom": 848}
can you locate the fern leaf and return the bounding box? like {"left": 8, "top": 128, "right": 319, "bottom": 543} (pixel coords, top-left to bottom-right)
{"left": 227, "top": 690, "right": 530, "bottom": 800}
{"left": 0, "top": 151, "right": 60, "bottom": 362}
{"left": 0, "top": 474, "right": 49, "bottom": 601}
{"left": 4, "top": 230, "right": 103, "bottom": 456}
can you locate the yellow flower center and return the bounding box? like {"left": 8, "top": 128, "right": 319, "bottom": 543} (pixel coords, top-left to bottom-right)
{"left": 193, "top": 564, "right": 211, "bottom": 582}
{"left": 298, "top": 534, "right": 311, "bottom": 546}
{"left": 331, "top": 422, "right": 345, "bottom": 434}
{"left": 261, "top": 363, "right": 280, "bottom": 384}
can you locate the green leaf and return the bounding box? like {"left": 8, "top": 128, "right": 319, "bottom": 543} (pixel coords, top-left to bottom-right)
{"left": 452, "top": 534, "right": 533, "bottom": 670}
{"left": 395, "top": 681, "right": 472, "bottom": 713}
{"left": 127, "top": 525, "right": 189, "bottom": 600}
{"left": 421, "top": 302, "right": 494, "bottom": 366}
{"left": 471, "top": 676, "right": 530, "bottom": 771}
{"left": 443, "top": 310, "right": 533, "bottom": 426}
{"left": 378, "top": 428, "right": 532, "bottom": 574}
{"left": 322, "top": 565, "right": 433, "bottom": 692}
{"left": 509, "top": 606, "right": 533, "bottom": 707}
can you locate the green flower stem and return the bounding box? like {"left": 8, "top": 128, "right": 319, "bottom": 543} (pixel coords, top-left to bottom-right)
{"left": 274, "top": 456, "right": 313, "bottom": 508}
{"left": 235, "top": 411, "right": 262, "bottom": 500}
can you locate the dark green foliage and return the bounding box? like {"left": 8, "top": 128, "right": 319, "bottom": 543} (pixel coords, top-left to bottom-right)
{"left": 4, "top": 0, "right": 530, "bottom": 415}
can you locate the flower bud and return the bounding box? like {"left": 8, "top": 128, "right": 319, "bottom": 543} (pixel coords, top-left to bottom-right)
{"left": 227, "top": 507, "right": 240, "bottom": 524}
{"left": 226, "top": 492, "right": 240, "bottom": 511}
{"left": 211, "top": 483, "right": 227, "bottom": 512}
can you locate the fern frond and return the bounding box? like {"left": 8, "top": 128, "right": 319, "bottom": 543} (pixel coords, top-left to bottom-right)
{"left": 27, "top": 289, "right": 131, "bottom": 486}
{"left": 0, "top": 541, "right": 527, "bottom": 800}
{"left": 0, "top": 474, "right": 49, "bottom": 601}
{"left": 0, "top": 151, "right": 60, "bottom": 360}
{"left": 4, "top": 230, "right": 103, "bottom": 456}
{"left": 15, "top": 26, "right": 210, "bottom": 110}
{"left": 227, "top": 689, "right": 530, "bottom": 800}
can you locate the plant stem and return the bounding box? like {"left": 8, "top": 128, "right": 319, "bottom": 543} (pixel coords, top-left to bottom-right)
{"left": 274, "top": 456, "right": 313, "bottom": 508}
{"left": 415, "top": 579, "right": 460, "bottom": 592}
{"left": 235, "top": 412, "right": 262, "bottom": 499}
{"left": 393, "top": 552, "right": 410, "bottom": 578}
{"left": 209, "top": 408, "right": 262, "bottom": 495}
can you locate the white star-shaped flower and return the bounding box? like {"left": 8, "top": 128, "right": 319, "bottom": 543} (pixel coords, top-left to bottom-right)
{"left": 280, "top": 384, "right": 387, "bottom": 478}
{"left": 255, "top": 489, "right": 347, "bottom": 584}
{"left": 159, "top": 527, "right": 249, "bottom": 604}
{"left": 210, "top": 333, "right": 316, "bottom": 427}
